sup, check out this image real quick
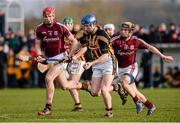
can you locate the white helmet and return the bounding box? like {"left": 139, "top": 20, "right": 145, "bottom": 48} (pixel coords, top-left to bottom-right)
{"left": 104, "top": 24, "right": 115, "bottom": 30}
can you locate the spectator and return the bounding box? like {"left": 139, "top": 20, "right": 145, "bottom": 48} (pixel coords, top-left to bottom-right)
{"left": 137, "top": 26, "right": 148, "bottom": 41}
{"left": 16, "top": 46, "right": 32, "bottom": 88}
{"left": 170, "top": 66, "right": 180, "bottom": 87}
{"left": 147, "top": 24, "right": 156, "bottom": 43}
{"left": 163, "top": 67, "right": 174, "bottom": 87}
{"left": 103, "top": 23, "right": 116, "bottom": 38}
{"left": 0, "top": 40, "right": 7, "bottom": 88}
{"left": 0, "top": 10, "right": 5, "bottom": 36}
{"left": 140, "top": 49, "right": 153, "bottom": 88}
{"left": 155, "top": 23, "right": 168, "bottom": 43}
{"left": 133, "top": 24, "right": 140, "bottom": 37}
{"left": 167, "top": 23, "right": 176, "bottom": 41}
{"left": 169, "top": 32, "right": 179, "bottom": 43}
{"left": 27, "top": 29, "right": 36, "bottom": 51}
{"left": 8, "top": 32, "right": 21, "bottom": 54}
{"left": 7, "top": 49, "right": 18, "bottom": 87}
{"left": 152, "top": 66, "right": 161, "bottom": 88}
{"left": 72, "top": 24, "right": 81, "bottom": 35}
{"left": 29, "top": 45, "right": 38, "bottom": 87}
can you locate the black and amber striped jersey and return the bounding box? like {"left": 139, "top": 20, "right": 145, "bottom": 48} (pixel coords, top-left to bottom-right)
{"left": 77, "top": 27, "right": 114, "bottom": 60}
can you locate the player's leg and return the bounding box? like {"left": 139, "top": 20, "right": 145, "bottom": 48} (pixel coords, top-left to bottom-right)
{"left": 112, "top": 77, "right": 128, "bottom": 105}
{"left": 100, "top": 57, "right": 115, "bottom": 118}
{"left": 101, "top": 74, "right": 114, "bottom": 118}
{"left": 91, "top": 76, "right": 102, "bottom": 96}
{"left": 130, "top": 83, "right": 156, "bottom": 115}
{"left": 120, "top": 63, "right": 143, "bottom": 113}
{"left": 67, "top": 60, "right": 85, "bottom": 112}
{"left": 55, "top": 71, "right": 77, "bottom": 90}
{"left": 69, "top": 74, "right": 84, "bottom": 112}
{"left": 121, "top": 75, "right": 136, "bottom": 98}
{"left": 37, "top": 64, "right": 63, "bottom": 116}
{"left": 121, "top": 75, "right": 145, "bottom": 114}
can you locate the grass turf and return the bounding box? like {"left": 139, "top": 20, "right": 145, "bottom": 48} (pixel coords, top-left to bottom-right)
{"left": 0, "top": 88, "right": 179, "bottom": 122}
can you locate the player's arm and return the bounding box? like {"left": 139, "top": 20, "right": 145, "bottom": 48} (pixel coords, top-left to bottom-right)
{"left": 138, "top": 38, "right": 174, "bottom": 62}
{"left": 72, "top": 46, "right": 87, "bottom": 61}
{"left": 91, "top": 53, "right": 109, "bottom": 65}
{"left": 35, "top": 27, "right": 44, "bottom": 56}
{"left": 67, "top": 34, "right": 81, "bottom": 58}
{"left": 148, "top": 45, "right": 174, "bottom": 62}
{"left": 35, "top": 39, "right": 46, "bottom": 62}
{"left": 84, "top": 51, "right": 109, "bottom": 70}
{"left": 35, "top": 39, "right": 42, "bottom": 56}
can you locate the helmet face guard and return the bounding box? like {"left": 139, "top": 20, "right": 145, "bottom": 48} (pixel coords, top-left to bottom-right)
{"left": 81, "top": 14, "right": 97, "bottom": 26}
{"left": 121, "top": 22, "right": 135, "bottom": 32}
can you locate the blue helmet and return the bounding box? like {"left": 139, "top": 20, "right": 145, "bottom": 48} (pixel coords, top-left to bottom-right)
{"left": 81, "top": 14, "right": 96, "bottom": 26}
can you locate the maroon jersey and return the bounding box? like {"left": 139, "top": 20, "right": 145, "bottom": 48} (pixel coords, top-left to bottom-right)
{"left": 112, "top": 35, "right": 150, "bottom": 68}
{"left": 35, "top": 22, "right": 71, "bottom": 57}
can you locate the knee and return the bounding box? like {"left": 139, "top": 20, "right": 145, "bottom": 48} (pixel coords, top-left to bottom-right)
{"left": 122, "top": 80, "right": 129, "bottom": 89}
{"left": 61, "top": 85, "right": 69, "bottom": 90}
{"left": 45, "top": 75, "right": 52, "bottom": 83}
{"left": 91, "top": 90, "right": 101, "bottom": 97}
{"left": 101, "top": 86, "right": 108, "bottom": 95}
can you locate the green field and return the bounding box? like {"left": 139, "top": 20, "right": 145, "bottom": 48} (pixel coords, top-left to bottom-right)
{"left": 0, "top": 88, "right": 180, "bottom": 122}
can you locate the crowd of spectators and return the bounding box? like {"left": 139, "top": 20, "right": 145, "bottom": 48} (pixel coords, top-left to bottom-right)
{"left": 133, "top": 23, "right": 180, "bottom": 43}
{"left": 0, "top": 22, "right": 180, "bottom": 88}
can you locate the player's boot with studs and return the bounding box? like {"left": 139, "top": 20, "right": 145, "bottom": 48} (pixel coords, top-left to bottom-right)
{"left": 37, "top": 104, "right": 52, "bottom": 116}
{"left": 113, "top": 82, "right": 128, "bottom": 105}
{"left": 104, "top": 108, "right": 113, "bottom": 118}
{"left": 135, "top": 101, "right": 144, "bottom": 114}
{"left": 72, "top": 103, "right": 84, "bottom": 112}
{"left": 147, "top": 105, "right": 156, "bottom": 116}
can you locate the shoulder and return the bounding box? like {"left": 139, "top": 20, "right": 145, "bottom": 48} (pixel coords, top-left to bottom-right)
{"left": 130, "top": 35, "right": 138, "bottom": 40}
{"left": 56, "top": 22, "right": 69, "bottom": 30}
{"left": 133, "top": 36, "right": 147, "bottom": 44}
{"left": 96, "top": 28, "right": 108, "bottom": 37}
{"left": 35, "top": 23, "right": 44, "bottom": 31}
{"left": 111, "top": 35, "right": 120, "bottom": 42}
{"left": 96, "top": 28, "right": 110, "bottom": 41}
{"left": 131, "top": 35, "right": 144, "bottom": 41}
{"left": 56, "top": 22, "right": 71, "bottom": 35}
{"left": 131, "top": 36, "right": 149, "bottom": 47}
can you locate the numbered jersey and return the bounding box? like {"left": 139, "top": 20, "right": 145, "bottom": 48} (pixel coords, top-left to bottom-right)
{"left": 36, "top": 22, "right": 71, "bottom": 57}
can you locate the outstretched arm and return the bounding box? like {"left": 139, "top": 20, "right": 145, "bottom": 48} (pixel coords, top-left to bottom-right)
{"left": 68, "top": 34, "right": 81, "bottom": 57}
{"left": 148, "top": 45, "right": 174, "bottom": 62}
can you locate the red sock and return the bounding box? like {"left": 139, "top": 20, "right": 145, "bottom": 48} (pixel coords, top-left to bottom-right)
{"left": 133, "top": 95, "right": 139, "bottom": 103}
{"left": 144, "top": 100, "right": 153, "bottom": 109}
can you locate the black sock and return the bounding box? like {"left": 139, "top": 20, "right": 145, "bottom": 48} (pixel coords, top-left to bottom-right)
{"left": 105, "top": 108, "right": 112, "bottom": 111}
{"left": 45, "top": 103, "right": 52, "bottom": 110}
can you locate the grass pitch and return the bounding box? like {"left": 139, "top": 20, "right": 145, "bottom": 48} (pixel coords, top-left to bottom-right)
{"left": 0, "top": 88, "right": 179, "bottom": 122}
